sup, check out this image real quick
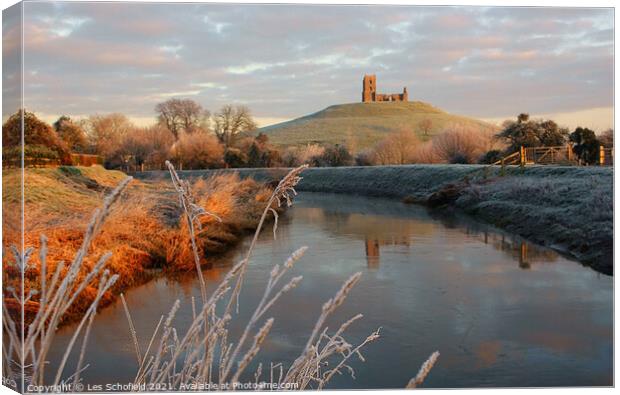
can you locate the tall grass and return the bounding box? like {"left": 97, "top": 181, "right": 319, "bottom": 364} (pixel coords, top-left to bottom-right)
{"left": 123, "top": 162, "right": 439, "bottom": 389}
{"left": 2, "top": 177, "right": 132, "bottom": 391}
{"left": 3, "top": 164, "right": 439, "bottom": 391}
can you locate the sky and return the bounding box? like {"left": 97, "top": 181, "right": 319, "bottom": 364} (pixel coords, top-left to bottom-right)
{"left": 2, "top": 2, "right": 614, "bottom": 131}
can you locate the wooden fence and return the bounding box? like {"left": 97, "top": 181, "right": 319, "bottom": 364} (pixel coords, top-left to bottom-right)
{"left": 493, "top": 145, "right": 613, "bottom": 167}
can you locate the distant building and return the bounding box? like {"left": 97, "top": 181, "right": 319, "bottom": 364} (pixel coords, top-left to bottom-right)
{"left": 362, "top": 74, "right": 408, "bottom": 102}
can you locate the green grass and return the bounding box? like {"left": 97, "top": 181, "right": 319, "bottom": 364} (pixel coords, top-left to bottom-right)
{"left": 260, "top": 101, "right": 498, "bottom": 149}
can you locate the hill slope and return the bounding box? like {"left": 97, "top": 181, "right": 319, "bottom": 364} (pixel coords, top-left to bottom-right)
{"left": 260, "top": 101, "right": 498, "bottom": 149}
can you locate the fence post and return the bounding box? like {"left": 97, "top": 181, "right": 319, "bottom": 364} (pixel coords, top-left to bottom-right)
{"left": 599, "top": 145, "right": 605, "bottom": 166}
{"left": 519, "top": 146, "right": 525, "bottom": 167}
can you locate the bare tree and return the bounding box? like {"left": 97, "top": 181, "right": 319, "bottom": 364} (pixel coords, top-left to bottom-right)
{"left": 155, "top": 98, "right": 210, "bottom": 139}
{"left": 213, "top": 105, "right": 258, "bottom": 148}
{"left": 418, "top": 118, "right": 433, "bottom": 137}
{"left": 83, "top": 113, "right": 133, "bottom": 157}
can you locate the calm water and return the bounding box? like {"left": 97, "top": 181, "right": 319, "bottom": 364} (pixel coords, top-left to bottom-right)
{"left": 50, "top": 193, "right": 613, "bottom": 389}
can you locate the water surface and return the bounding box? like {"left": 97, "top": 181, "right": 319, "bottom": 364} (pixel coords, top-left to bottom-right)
{"left": 51, "top": 192, "right": 613, "bottom": 388}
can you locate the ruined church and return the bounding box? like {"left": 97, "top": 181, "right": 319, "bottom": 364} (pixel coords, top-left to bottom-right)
{"left": 362, "top": 74, "right": 408, "bottom": 102}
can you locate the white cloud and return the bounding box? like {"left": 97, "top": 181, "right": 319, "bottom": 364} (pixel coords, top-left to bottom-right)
{"left": 190, "top": 82, "right": 227, "bottom": 90}
{"left": 47, "top": 16, "right": 91, "bottom": 37}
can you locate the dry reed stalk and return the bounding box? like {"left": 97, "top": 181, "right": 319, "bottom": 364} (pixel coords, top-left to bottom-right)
{"left": 2, "top": 176, "right": 132, "bottom": 391}
{"left": 124, "top": 164, "right": 409, "bottom": 390}
{"left": 225, "top": 164, "right": 308, "bottom": 314}
{"left": 406, "top": 351, "right": 440, "bottom": 389}
{"left": 165, "top": 160, "right": 221, "bottom": 304}
{"left": 2, "top": 165, "right": 439, "bottom": 391}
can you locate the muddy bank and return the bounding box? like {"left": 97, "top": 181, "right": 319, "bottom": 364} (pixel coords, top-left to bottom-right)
{"left": 134, "top": 165, "right": 613, "bottom": 275}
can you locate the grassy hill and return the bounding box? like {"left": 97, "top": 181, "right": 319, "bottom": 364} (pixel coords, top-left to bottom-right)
{"left": 259, "top": 101, "right": 498, "bottom": 149}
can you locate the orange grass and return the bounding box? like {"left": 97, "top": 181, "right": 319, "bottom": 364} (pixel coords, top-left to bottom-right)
{"left": 166, "top": 172, "right": 274, "bottom": 271}
{"left": 2, "top": 167, "right": 273, "bottom": 325}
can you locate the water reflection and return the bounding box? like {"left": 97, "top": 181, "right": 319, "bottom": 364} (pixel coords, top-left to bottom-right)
{"left": 364, "top": 236, "right": 540, "bottom": 270}
{"left": 48, "top": 192, "right": 612, "bottom": 389}
{"left": 307, "top": 195, "right": 559, "bottom": 272}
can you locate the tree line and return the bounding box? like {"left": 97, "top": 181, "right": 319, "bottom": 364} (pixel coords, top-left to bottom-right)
{"left": 2, "top": 100, "right": 613, "bottom": 169}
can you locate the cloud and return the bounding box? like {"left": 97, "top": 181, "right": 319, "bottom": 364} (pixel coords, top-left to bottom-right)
{"left": 11, "top": 3, "right": 613, "bottom": 131}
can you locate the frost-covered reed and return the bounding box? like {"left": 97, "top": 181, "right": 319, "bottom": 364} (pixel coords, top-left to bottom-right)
{"left": 2, "top": 177, "right": 132, "bottom": 391}
{"left": 3, "top": 165, "right": 438, "bottom": 391}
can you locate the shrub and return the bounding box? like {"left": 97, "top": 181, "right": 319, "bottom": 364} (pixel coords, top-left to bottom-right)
{"left": 245, "top": 134, "right": 282, "bottom": 168}
{"left": 224, "top": 147, "right": 248, "bottom": 168}
{"left": 121, "top": 125, "right": 175, "bottom": 170}
{"left": 170, "top": 131, "right": 224, "bottom": 169}
{"left": 431, "top": 124, "right": 498, "bottom": 164}
{"left": 410, "top": 141, "right": 441, "bottom": 164}
{"left": 355, "top": 149, "right": 375, "bottom": 166}
{"left": 371, "top": 129, "right": 419, "bottom": 165}
{"left": 478, "top": 149, "right": 503, "bottom": 164}
{"left": 2, "top": 110, "right": 70, "bottom": 161}
{"left": 570, "top": 127, "right": 600, "bottom": 165}
{"left": 313, "top": 144, "right": 354, "bottom": 167}
{"left": 282, "top": 144, "right": 326, "bottom": 167}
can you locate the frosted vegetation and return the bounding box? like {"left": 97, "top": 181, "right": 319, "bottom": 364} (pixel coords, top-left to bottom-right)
{"left": 3, "top": 166, "right": 439, "bottom": 392}
{"left": 138, "top": 165, "right": 613, "bottom": 274}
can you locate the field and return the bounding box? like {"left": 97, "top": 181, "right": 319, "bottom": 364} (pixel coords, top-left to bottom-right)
{"left": 259, "top": 101, "right": 498, "bottom": 148}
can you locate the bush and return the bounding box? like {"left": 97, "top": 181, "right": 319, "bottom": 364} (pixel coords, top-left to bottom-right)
{"left": 313, "top": 144, "right": 354, "bottom": 167}
{"left": 355, "top": 149, "right": 375, "bottom": 166}
{"left": 121, "top": 125, "right": 175, "bottom": 170}
{"left": 570, "top": 127, "right": 600, "bottom": 165}
{"left": 2, "top": 110, "right": 70, "bottom": 161}
{"left": 170, "top": 132, "right": 224, "bottom": 169}
{"left": 282, "top": 144, "right": 325, "bottom": 167}
{"left": 245, "top": 134, "right": 282, "bottom": 168}
{"left": 478, "top": 149, "right": 503, "bottom": 164}
{"left": 224, "top": 147, "right": 248, "bottom": 168}
{"left": 371, "top": 129, "right": 419, "bottom": 165}
{"left": 431, "top": 124, "right": 498, "bottom": 164}
{"left": 410, "top": 141, "right": 440, "bottom": 164}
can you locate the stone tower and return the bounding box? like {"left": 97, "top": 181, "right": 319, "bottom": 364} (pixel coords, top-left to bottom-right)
{"left": 362, "top": 74, "right": 377, "bottom": 102}
{"left": 362, "top": 74, "right": 408, "bottom": 102}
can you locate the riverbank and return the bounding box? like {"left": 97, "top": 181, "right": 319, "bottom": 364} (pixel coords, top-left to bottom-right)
{"left": 2, "top": 166, "right": 274, "bottom": 323}
{"left": 135, "top": 165, "right": 613, "bottom": 274}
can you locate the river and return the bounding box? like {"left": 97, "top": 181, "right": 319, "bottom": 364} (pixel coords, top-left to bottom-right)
{"left": 49, "top": 192, "right": 613, "bottom": 389}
